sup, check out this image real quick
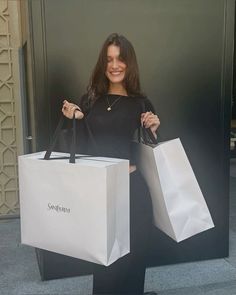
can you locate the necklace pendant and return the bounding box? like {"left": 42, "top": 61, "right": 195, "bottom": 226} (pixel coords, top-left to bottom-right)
{"left": 106, "top": 95, "right": 122, "bottom": 111}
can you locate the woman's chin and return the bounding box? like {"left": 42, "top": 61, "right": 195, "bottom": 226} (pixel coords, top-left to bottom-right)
{"left": 109, "top": 78, "right": 125, "bottom": 85}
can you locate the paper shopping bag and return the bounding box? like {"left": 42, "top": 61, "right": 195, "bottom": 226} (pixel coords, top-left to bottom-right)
{"left": 135, "top": 138, "right": 214, "bottom": 242}
{"left": 18, "top": 152, "right": 129, "bottom": 266}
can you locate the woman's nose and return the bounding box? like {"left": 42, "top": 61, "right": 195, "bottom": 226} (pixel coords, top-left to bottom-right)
{"left": 111, "top": 59, "right": 118, "bottom": 69}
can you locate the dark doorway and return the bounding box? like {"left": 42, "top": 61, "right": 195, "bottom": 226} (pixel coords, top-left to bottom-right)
{"left": 27, "top": 0, "right": 234, "bottom": 275}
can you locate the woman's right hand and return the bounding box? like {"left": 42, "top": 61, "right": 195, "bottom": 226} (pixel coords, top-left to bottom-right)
{"left": 62, "top": 100, "right": 84, "bottom": 120}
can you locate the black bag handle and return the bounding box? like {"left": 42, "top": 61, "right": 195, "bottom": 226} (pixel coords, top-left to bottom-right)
{"left": 139, "top": 99, "right": 158, "bottom": 145}
{"left": 84, "top": 117, "right": 99, "bottom": 152}
{"left": 44, "top": 113, "right": 77, "bottom": 163}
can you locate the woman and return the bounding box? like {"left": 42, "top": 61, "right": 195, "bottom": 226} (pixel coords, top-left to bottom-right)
{"left": 62, "top": 33, "right": 160, "bottom": 295}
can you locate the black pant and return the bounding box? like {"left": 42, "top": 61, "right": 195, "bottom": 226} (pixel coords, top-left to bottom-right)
{"left": 93, "top": 170, "right": 153, "bottom": 295}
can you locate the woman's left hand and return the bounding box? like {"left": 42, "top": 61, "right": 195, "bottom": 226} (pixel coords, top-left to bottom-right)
{"left": 141, "top": 111, "right": 160, "bottom": 136}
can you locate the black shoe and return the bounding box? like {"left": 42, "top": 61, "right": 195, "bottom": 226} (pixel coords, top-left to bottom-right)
{"left": 144, "top": 292, "right": 158, "bottom": 295}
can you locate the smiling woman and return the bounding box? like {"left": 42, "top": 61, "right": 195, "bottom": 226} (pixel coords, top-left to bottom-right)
{"left": 62, "top": 33, "right": 160, "bottom": 295}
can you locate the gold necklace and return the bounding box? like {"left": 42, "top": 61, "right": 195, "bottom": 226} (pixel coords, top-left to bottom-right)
{"left": 106, "top": 95, "right": 122, "bottom": 111}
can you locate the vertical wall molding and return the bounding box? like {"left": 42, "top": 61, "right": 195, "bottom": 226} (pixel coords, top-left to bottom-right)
{"left": 28, "top": 0, "right": 50, "bottom": 151}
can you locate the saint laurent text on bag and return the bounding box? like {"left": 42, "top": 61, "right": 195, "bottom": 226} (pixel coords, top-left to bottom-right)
{"left": 48, "top": 203, "right": 70, "bottom": 214}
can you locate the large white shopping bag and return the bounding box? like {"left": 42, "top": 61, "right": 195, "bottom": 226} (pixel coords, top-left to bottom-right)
{"left": 18, "top": 151, "right": 129, "bottom": 266}
{"left": 135, "top": 138, "right": 214, "bottom": 242}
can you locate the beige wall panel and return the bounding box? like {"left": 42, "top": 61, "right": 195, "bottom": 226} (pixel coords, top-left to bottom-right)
{"left": 0, "top": 0, "right": 23, "bottom": 217}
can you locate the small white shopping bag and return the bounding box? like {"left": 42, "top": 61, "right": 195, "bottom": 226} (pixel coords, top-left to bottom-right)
{"left": 18, "top": 152, "right": 130, "bottom": 266}
{"left": 135, "top": 138, "right": 214, "bottom": 242}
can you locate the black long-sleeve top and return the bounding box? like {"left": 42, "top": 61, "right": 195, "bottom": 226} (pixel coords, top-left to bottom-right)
{"left": 76, "top": 94, "right": 156, "bottom": 164}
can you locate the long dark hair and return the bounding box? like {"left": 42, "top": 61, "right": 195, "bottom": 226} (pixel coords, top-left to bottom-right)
{"left": 87, "top": 33, "right": 143, "bottom": 104}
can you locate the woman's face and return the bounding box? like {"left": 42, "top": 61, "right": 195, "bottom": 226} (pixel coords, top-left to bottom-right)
{"left": 105, "top": 44, "right": 127, "bottom": 86}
